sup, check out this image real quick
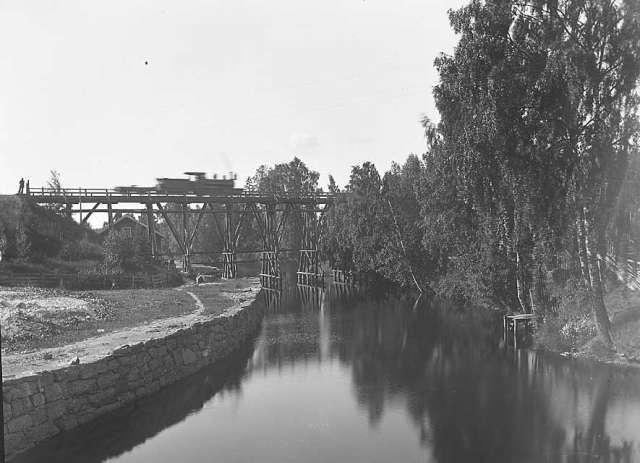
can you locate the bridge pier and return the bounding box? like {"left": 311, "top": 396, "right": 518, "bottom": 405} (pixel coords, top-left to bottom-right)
{"left": 260, "top": 250, "right": 281, "bottom": 290}
{"left": 297, "top": 249, "right": 322, "bottom": 287}
{"left": 107, "top": 201, "right": 113, "bottom": 229}
{"left": 146, "top": 203, "right": 157, "bottom": 259}
{"left": 251, "top": 202, "right": 290, "bottom": 289}
{"left": 295, "top": 204, "right": 329, "bottom": 288}
{"left": 222, "top": 252, "right": 237, "bottom": 279}
{"left": 215, "top": 203, "right": 249, "bottom": 279}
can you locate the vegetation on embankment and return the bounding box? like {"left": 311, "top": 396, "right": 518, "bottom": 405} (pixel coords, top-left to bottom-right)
{"left": 535, "top": 284, "right": 640, "bottom": 363}
{"left": 0, "top": 195, "right": 103, "bottom": 273}
{"left": 0, "top": 195, "right": 180, "bottom": 286}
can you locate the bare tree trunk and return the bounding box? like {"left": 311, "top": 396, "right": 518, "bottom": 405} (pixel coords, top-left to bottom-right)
{"left": 529, "top": 262, "right": 547, "bottom": 316}
{"left": 516, "top": 249, "right": 529, "bottom": 313}
{"left": 513, "top": 208, "right": 530, "bottom": 313}
{"left": 584, "top": 209, "right": 614, "bottom": 350}
{"left": 577, "top": 214, "right": 592, "bottom": 289}
{"left": 386, "top": 199, "right": 423, "bottom": 294}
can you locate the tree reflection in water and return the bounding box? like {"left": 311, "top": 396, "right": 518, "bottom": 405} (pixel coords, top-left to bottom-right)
{"left": 261, "top": 288, "right": 640, "bottom": 463}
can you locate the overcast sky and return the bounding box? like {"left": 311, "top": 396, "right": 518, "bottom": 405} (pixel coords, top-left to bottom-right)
{"left": 0, "top": 0, "right": 466, "bottom": 194}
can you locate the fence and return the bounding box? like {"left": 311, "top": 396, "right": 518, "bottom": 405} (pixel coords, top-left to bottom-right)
{"left": 0, "top": 271, "right": 181, "bottom": 290}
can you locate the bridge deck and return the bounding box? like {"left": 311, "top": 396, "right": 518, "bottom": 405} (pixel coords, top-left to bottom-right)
{"left": 25, "top": 188, "right": 340, "bottom": 205}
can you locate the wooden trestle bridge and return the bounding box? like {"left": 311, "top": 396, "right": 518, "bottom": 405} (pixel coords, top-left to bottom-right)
{"left": 25, "top": 187, "right": 341, "bottom": 289}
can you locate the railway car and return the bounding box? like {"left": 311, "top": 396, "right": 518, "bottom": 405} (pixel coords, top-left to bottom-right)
{"left": 114, "top": 185, "right": 156, "bottom": 194}
{"left": 155, "top": 172, "right": 243, "bottom": 195}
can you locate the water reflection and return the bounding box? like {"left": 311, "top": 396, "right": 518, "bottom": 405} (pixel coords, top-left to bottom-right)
{"left": 13, "top": 289, "right": 640, "bottom": 463}
{"left": 13, "top": 343, "right": 258, "bottom": 463}
{"left": 256, "top": 290, "right": 640, "bottom": 462}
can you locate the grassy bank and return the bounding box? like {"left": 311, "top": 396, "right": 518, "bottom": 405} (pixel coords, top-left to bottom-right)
{"left": 535, "top": 284, "right": 640, "bottom": 364}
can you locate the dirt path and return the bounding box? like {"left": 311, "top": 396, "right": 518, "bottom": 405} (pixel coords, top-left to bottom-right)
{"left": 2, "top": 278, "right": 261, "bottom": 379}
{"left": 178, "top": 289, "right": 205, "bottom": 314}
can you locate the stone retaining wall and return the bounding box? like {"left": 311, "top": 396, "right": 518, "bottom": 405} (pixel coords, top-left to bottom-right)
{"left": 2, "top": 293, "right": 264, "bottom": 460}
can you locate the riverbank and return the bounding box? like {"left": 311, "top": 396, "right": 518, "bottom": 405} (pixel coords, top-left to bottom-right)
{"left": 0, "top": 279, "right": 257, "bottom": 373}
{"left": 1, "top": 278, "right": 263, "bottom": 460}
{"left": 529, "top": 284, "right": 640, "bottom": 368}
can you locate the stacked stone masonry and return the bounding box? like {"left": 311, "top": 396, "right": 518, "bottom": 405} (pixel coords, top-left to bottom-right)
{"left": 3, "top": 294, "right": 264, "bottom": 460}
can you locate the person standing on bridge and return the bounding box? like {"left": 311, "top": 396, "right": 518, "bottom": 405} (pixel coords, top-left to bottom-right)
{"left": 25, "top": 180, "right": 30, "bottom": 195}
{"left": 17, "top": 178, "right": 24, "bottom": 195}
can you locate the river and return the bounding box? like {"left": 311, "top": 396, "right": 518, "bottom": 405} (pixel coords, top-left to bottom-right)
{"left": 14, "top": 286, "right": 640, "bottom": 462}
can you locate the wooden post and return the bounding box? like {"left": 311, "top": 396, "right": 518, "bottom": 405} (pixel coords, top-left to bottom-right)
{"left": 146, "top": 204, "right": 156, "bottom": 258}
{"left": 107, "top": 201, "right": 113, "bottom": 229}
{"left": 503, "top": 315, "right": 507, "bottom": 344}
{"left": 181, "top": 203, "right": 189, "bottom": 272}
{"left": 513, "top": 319, "right": 518, "bottom": 350}
{"left": 223, "top": 204, "right": 236, "bottom": 279}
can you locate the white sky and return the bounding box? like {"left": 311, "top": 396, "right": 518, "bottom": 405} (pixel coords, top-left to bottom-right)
{"left": 0, "top": 0, "right": 466, "bottom": 194}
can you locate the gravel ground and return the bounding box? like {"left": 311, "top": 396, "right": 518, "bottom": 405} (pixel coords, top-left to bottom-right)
{"left": 0, "top": 281, "right": 257, "bottom": 354}
{"left": 1, "top": 278, "right": 262, "bottom": 379}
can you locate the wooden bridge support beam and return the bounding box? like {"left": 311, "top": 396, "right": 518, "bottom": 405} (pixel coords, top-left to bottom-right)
{"left": 107, "top": 202, "right": 113, "bottom": 229}
{"left": 296, "top": 203, "right": 331, "bottom": 288}
{"left": 81, "top": 203, "right": 101, "bottom": 225}
{"left": 145, "top": 203, "right": 157, "bottom": 258}
{"left": 181, "top": 204, "right": 190, "bottom": 271}
{"left": 209, "top": 203, "right": 250, "bottom": 279}
{"left": 261, "top": 203, "right": 280, "bottom": 288}
{"left": 223, "top": 204, "right": 236, "bottom": 279}
{"left": 297, "top": 249, "right": 322, "bottom": 287}
{"left": 156, "top": 203, "right": 209, "bottom": 273}
{"left": 251, "top": 203, "right": 292, "bottom": 289}
{"left": 157, "top": 203, "right": 188, "bottom": 270}
{"left": 260, "top": 250, "right": 281, "bottom": 289}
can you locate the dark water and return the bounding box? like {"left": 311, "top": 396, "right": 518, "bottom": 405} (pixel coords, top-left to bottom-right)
{"left": 15, "top": 287, "right": 640, "bottom": 463}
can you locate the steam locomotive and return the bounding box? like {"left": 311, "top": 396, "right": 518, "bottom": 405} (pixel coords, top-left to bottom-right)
{"left": 115, "top": 172, "right": 244, "bottom": 195}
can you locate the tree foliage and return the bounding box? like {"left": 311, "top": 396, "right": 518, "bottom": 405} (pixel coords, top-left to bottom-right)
{"left": 320, "top": 0, "right": 640, "bottom": 350}
{"left": 248, "top": 157, "right": 320, "bottom": 251}
{"left": 104, "top": 231, "right": 153, "bottom": 273}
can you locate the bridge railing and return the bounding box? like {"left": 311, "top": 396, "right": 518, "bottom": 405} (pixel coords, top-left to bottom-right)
{"left": 25, "top": 187, "right": 344, "bottom": 201}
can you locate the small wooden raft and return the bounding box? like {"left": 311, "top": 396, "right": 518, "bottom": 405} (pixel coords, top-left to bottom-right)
{"left": 503, "top": 313, "right": 536, "bottom": 349}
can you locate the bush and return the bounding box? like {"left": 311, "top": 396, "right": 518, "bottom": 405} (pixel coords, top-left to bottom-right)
{"left": 59, "top": 239, "right": 103, "bottom": 261}
{"left": 434, "top": 249, "right": 517, "bottom": 310}
{"left": 104, "top": 232, "right": 154, "bottom": 273}
{"left": 534, "top": 278, "right": 594, "bottom": 351}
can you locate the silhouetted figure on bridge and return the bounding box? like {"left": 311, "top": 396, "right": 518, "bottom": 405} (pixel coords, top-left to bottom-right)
{"left": 25, "top": 180, "right": 30, "bottom": 195}
{"left": 17, "top": 178, "right": 24, "bottom": 195}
